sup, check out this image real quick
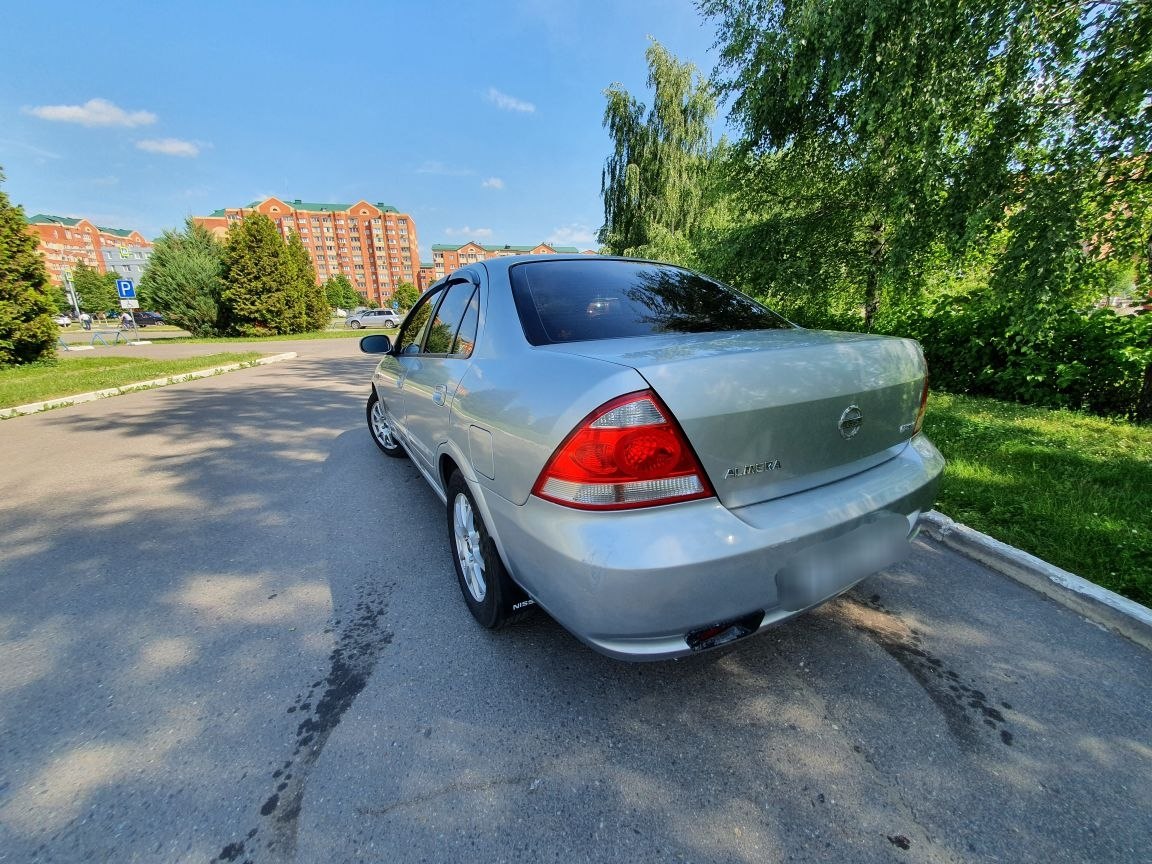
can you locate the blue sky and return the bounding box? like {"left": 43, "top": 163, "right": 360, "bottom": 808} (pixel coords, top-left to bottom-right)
{"left": 0, "top": 0, "right": 724, "bottom": 261}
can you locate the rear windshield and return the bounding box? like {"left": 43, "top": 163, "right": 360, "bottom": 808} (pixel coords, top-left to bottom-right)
{"left": 510, "top": 259, "right": 792, "bottom": 346}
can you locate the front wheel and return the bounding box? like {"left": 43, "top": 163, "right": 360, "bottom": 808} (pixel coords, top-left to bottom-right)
{"left": 366, "top": 391, "right": 406, "bottom": 458}
{"left": 446, "top": 471, "right": 531, "bottom": 629}
{"left": 350, "top": 320, "right": 363, "bottom": 329}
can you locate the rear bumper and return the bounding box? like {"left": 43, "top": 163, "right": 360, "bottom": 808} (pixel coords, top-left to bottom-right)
{"left": 484, "top": 435, "right": 944, "bottom": 660}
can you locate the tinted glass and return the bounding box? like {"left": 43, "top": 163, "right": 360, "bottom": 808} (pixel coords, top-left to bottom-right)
{"left": 397, "top": 287, "right": 441, "bottom": 353}
{"left": 423, "top": 282, "right": 475, "bottom": 354}
{"left": 510, "top": 260, "right": 792, "bottom": 345}
{"left": 451, "top": 289, "right": 479, "bottom": 356}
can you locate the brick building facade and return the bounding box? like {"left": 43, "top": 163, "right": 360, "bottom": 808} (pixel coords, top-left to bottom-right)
{"left": 429, "top": 242, "right": 582, "bottom": 286}
{"left": 194, "top": 198, "right": 418, "bottom": 306}
{"left": 25, "top": 215, "right": 152, "bottom": 286}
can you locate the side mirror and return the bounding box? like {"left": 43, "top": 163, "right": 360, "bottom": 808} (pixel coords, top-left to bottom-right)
{"left": 360, "top": 334, "right": 393, "bottom": 354}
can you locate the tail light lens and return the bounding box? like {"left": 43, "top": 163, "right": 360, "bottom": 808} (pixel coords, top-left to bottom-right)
{"left": 913, "top": 374, "right": 930, "bottom": 435}
{"left": 533, "top": 390, "right": 715, "bottom": 510}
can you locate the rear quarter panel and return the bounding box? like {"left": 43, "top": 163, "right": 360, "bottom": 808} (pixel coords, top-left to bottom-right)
{"left": 451, "top": 355, "right": 649, "bottom": 506}
{"left": 446, "top": 266, "right": 651, "bottom": 507}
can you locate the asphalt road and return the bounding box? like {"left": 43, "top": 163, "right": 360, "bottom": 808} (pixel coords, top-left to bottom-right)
{"left": 1, "top": 340, "right": 1149, "bottom": 864}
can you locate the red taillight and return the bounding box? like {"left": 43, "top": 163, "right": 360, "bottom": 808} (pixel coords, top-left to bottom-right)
{"left": 913, "top": 374, "right": 930, "bottom": 435}
{"left": 533, "top": 390, "right": 715, "bottom": 510}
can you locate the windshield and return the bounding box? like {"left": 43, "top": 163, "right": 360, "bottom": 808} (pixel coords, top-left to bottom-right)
{"left": 510, "top": 259, "right": 792, "bottom": 346}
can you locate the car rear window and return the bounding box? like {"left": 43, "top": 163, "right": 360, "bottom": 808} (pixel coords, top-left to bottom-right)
{"left": 510, "top": 259, "right": 792, "bottom": 346}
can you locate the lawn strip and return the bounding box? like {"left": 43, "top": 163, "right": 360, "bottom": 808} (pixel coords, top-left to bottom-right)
{"left": 0, "top": 353, "right": 264, "bottom": 408}
{"left": 924, "top": 392, "right": 1151, "bottom": 606}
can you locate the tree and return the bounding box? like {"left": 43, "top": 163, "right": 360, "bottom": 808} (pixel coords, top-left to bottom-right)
{"left": 599, "top": 40, "right": 720, "bottom": 263}
{"left": 701, "top": 0, "right": 1152, "bottom": 324}
{"left": 70, "top": 262, "right": 118, "bottom": 314}
{"left": 324, "top": 273, "right": 360, "bottom": 309}
{"left": 138, "top": 219, "right": 226, "bottom": 337}
{"left": 219, "top": 214, "right": 303, "bottom": 336}
{"left": 392, "top": 282, "right": 420, "bottom": 311}
{"left": 0, "top": 167, "right": 57, "bottom": 367}
{"left": 287, "top": 231, "right": 328, "bottom": 331}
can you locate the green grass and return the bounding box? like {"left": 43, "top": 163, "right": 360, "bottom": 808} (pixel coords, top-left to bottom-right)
{"left": 0, "top": 353, "right": 264, "bottom": 408}
{"left": 924, "top": 392, "right": 1152, "bottom": 606}
{"left": 165, "top": 328, "right": 384, "bottom": 343}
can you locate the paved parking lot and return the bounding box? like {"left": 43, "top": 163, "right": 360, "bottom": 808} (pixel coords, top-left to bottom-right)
{"left": 1, "top": 342, "right": 1149, "bottom": 863}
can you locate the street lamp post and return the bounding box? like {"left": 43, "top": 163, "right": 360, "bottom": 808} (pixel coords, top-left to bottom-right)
{"left": 62, "top": 270, "right": 81, "bottom": 318}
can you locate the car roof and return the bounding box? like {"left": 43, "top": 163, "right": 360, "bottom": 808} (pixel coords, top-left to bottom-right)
{"left": 471, "top": 254, "right": 681, "bottom": 281}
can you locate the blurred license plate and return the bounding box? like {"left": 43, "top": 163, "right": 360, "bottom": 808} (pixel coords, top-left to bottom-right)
{"left": 776, "top": 515, "right": 910, "bottom": 612}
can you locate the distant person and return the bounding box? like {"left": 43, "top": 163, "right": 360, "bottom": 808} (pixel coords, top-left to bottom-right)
{"left": 79, "top": 312, "right": 92, "bottom": 330}
{"left": 120, "top": 311, "right": 133, "bottom": 329}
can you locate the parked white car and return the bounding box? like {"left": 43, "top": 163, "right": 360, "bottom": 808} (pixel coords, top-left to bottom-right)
{"left": 347, "top": 309, "right": 401, "bottom": 329}
{"left": 54, "top": 314, "right": 72, "bottom": 327}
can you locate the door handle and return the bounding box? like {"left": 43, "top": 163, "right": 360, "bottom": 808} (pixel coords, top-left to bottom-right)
{"left": 433, "top": 385, "right": 447, "bottom": 406}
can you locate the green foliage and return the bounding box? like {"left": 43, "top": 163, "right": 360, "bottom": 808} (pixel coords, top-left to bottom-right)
{"left": 70, "top": 262, "right": 118, "bottom": 313}
{"left": 0, "top": 168, "right": 57, "bottom": 367}
{"left": 702, "top": 0, "right": 1152, "bottom": 314}
{"left": 220, "top": 214, "right": 315, "bottom": 336}
{"left": 884, "top": 294, "right": 1152, "bottom": 419}
{"left": 599, "top": 41, "right": 720, "bottom": 263}
{"left": 324, "top": 273, "right": 360, "bottom": 310}
{"left": 138, "top": 219, "right": 226, "bottom": 337}
{"left": 288, "top": 232, "right": 328, "bottom": 331}
{"left": 392, "top": 282, "right": 419, "bottom": 312}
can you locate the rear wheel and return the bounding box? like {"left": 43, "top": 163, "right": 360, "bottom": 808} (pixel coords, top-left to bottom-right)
{"left": 367, "top": 391, "right": 406, "bottom": 458}
{"left": 447, "top": 471, "right": 531, "bottom": 629}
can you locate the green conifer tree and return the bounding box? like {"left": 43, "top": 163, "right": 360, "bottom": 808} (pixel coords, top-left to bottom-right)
{"left": 287, "top": 232, "right": 328, "bottom": 332}
{"left": 220, "top": 214, "right": 296, "bottom": 335}
{"left": 138, "top": 219, "right": 226, "bottom": 337}
{"left": 0, "top": 168, "right": 57, "bottom": 367}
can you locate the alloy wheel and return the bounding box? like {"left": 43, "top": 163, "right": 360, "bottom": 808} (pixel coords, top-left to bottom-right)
{"left": 452, "top": 493, "right": 487, "bottom": 602}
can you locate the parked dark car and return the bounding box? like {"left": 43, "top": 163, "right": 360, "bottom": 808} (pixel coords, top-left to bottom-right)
{"left": 132, "top": 311, "right": 164, "bottom": 327}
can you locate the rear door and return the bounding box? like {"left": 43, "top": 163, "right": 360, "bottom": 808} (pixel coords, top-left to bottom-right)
{"left": 394, "top": 278, "right": 481, "bottom": 481}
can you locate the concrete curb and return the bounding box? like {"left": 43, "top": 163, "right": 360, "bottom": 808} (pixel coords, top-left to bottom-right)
{"left": 921, "top": 510, "right": 1152, "bottom": 652}
{"left": 0, "top": 352, "right": 298, "bottom": 420}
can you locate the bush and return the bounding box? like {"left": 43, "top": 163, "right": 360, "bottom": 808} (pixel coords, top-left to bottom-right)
{"left": 881, "top": 296, "right": 1152, "bottom": 420}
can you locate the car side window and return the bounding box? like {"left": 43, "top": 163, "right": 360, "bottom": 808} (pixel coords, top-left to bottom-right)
{"left": 451, "top": 289, "right": 479, "bottom": 357}
{"left": 422, "top": 281, "right": 476, "bottom": 356}
{"left": 397, "top": 287, "right": 443, "bottom": 354}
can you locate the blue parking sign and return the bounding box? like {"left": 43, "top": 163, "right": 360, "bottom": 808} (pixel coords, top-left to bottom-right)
{"left": 116, "top": 279, "right": 136, "bottom": 299}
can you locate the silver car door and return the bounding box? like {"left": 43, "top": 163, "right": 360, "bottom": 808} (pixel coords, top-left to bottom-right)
{"left": 391, "top": 286, "right": 446, "bottom": 451}
{"left": 399, "top": 280, "right": 480, "bottom": 481}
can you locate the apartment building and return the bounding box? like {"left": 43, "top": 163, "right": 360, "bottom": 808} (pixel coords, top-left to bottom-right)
{"left": 429, "top": 242, "right": 583, "bottom": 283}
{"left": 194, "top": 198, "right": 419, "bottom": 306}
{"left": 25, "top": 214, "right": 152, "bottom": 286}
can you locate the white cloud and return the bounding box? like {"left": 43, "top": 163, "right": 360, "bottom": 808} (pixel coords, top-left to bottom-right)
{"left": 481, "top": 177, "right": 504, "bottom": 190}
{"left": 444, "top": 226, "right": 494, "bottom": 239}
{"left": 415, "top": 160, "right": 472, "bottom": 176}
{"left": 546, "top": 223, "right": 599, "bottom": 248}
{"left": 25, "top": 98, "right": 156, "bottom": 128}
{"left": 136, "top": 138, "right": 201, "bottom": 158}
{"left": 485, "top": 87, "right": 535, "bottom": 113}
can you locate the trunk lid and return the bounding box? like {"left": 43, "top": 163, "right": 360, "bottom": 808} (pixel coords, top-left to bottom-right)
{"left": 543, "top": 329, "right": 927, "bottom": 509}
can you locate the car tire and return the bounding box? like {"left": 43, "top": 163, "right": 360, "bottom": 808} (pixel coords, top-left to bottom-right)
{"left": 446, "top": 471, "right": 532, "bottom": 630}
{"left": 366, "top": 391, "right": 407, "bottom": 458}
{"left": 351, "top": 320, "right": 363, "bottom": 329}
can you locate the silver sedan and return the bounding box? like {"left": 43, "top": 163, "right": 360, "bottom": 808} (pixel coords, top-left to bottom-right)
{"left": 361, "top": 255, "right": 943, "bottom": 660}
{"left": 347, "top": 309, "right": 400, "bottom": 329}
